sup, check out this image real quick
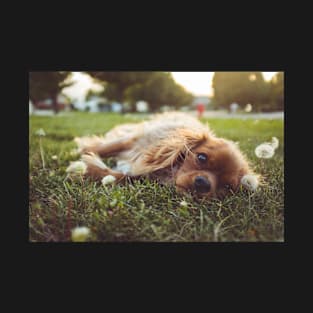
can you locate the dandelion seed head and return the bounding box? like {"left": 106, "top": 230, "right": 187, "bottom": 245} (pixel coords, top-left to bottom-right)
{"left": 180, "top": 200, "right": 188, "bottom": 208}
{"left": 255, "top": 143, "right": 275, "bottom": 159}
{"left": 271, "top": 137, "right": 279, "bottom": 150}
{"left": 49, "top": 170, "right": 55, "bottom": 177}
{"left": 71, "top": 226, "right": 90, "bottom": 242}
{"left": 51, "top": 155, "right": 58, "bottom": 160}
{"left": 66, "top": 161, "right": 87, "bottom": 175}
{"left": 36, "top": 128, "right": 46, "bottom": 136}
{"left": 241, "top": 174, "right": 259, "bottom": 191}
{"left": 101, "top": 175, "right": 116, "bottom": 185}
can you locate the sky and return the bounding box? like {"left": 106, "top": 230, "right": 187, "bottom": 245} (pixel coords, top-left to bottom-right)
{"left": 62, "top": 72, "right": 278, "bottom": 101}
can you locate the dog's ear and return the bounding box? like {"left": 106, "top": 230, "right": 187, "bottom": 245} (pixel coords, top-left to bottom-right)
{"left": 131, "top": 128, "right": 209, "bottom": 175}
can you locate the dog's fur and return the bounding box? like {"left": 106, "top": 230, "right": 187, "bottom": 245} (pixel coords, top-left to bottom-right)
{"left": 73, "top": 112, "right": 258, "bottom": 199}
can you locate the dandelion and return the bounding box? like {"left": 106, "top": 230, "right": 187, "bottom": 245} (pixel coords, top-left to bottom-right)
{"left": 66, "top": 161, "right": 87, "bottom": 175}
{"left": 101, "top": 175, "right": 116, "bottom": 186}
{"left": 71, "top": 226, "right": 90, "bottom": 242}
{"left": 255, "top": 137, "right": 279, "bottom": 159}
{"left": 36, "top": 128, "right": 46, "bottom": 169}
{"left": 255, "top": 143, "right": 275, "bottom": 159}
{"left": 271, "top": 137, "right": 279, "bottom": 150}
{"left": 51, "top": 155, "right": 58, "bottom": 160}
{"left": 35, "top": 128, "right": 46, "bottom": 137}
{"left": 180, "top": 200, "right": 188, "bottom": 208}
{"left": 241, "top": 174, "right": 259, "bottom": 191}
{"left": 49, "top": 170, "right": 55, "bottom": 177}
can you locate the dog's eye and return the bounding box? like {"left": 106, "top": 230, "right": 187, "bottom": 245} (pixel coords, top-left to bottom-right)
{"left": 197, "top": 153, "right": 207, "bottom": 163}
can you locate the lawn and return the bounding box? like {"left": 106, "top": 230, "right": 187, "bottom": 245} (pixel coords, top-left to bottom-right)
{"left": 29, "top": 112, "right": 284, "bottom": 242}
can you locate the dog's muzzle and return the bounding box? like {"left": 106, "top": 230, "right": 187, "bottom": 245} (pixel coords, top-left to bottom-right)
{"left": 194, "top": 176, "right": 211, "bottom": 193}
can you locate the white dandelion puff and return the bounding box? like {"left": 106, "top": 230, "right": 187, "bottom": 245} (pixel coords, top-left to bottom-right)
{"left": 255, "top": 143, "right": 275, "bottom": 159}
{"left": 36, "top": 128, "right": 46, "bottom": 136}
{"left": 51, "top": 155, "right": 58, "bottom": 160}
{"left": 270, "top": 137, "right": 279, "bottom": 150}
{"left": 241, "top": 174, "right": 259, "bottom": 191}
{"left": 49, "top": 170, "right": 55, "bottom": 177}
{"left": 66, "top": 161, "right": 87, "bottom": 175}
{"left": 180, "top": 200, "right": 188, "bottom": 208}
{"left": 101, "top": 175, "right": 116, "bottom": 185}
{"left": 71, "top": 226, "right": 90, "bottom": 242}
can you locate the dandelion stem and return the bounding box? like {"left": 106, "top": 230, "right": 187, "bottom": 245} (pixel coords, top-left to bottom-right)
{"left": 39, "top": 137, "right": 45, "bottom": 169}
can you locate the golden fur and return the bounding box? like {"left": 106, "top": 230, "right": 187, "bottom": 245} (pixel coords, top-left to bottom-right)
{"left": 73, "top": 112, "right": 258, "bottom": 199}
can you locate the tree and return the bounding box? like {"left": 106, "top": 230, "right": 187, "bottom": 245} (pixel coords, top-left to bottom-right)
{"left": 212, "top": 72, "right": 268, "bottom": 111}
{"left": 125, "top": 72, "right": 193, "bottom": 112}
{"left": 268, "top": 72, "right": 284, "bottom": 111}
{"left": 85, "top": 88, "right": 104, "bottom": 101}
{"left": 166, "top": 81, "right": 194, "bottom": 110}
{"left": 87, "top": 71, "right": 154, "bottom": 103}
{"left": 87, "top": 72, "right": 193, "bottom": 112}
{"left": 29, "top": 72, "right": 73, "bottom": 114}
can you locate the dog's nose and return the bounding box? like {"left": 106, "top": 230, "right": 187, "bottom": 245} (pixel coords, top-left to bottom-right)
{"left": 194, "top": 176, "right": 211, "bottom": 193}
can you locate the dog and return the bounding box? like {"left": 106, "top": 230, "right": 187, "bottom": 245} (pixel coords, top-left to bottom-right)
{"left": 72, "top": 112, "right": 259, "bottom": 199}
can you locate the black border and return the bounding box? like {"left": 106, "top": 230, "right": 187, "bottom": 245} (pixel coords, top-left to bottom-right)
{"left": 8, "top": 41, "right": 293, "bottom": 276}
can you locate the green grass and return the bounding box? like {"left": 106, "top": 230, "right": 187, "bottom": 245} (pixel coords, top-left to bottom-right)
{"left": 29, "top": 112, "right": 284, "bottom": 242}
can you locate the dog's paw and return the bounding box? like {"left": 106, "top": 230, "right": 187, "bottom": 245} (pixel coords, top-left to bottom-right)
{"left": 74, "top": 136, "right": 105, "bottom": 154}
{"left": 81, "top": 152, "right": 108, "bottom": 170}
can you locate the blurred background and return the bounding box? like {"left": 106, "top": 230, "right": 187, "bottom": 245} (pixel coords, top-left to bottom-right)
{"left": 29, "top": 71, "right": 284, "bottom": 118}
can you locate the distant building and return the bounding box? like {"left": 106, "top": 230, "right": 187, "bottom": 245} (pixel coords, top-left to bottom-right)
{"left": 72, "top": 96, "right": 123, "bottom": 113}
{"left": 136, "top": 101, "right": 148, "bottom": 112}
{"left": 230, "top": 102, "right": 239, "bottom": 113}
{"left": 111, "top": 102, "right": 123, "bottom": 113}
{"left": 32, "top": 93, "right": 70, "bottom": 113}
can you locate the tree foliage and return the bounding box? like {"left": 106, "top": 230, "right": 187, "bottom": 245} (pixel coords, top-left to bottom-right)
{"left": 29, "top": 72, "right": 73, "bottom": 113}
{"left": 212, "top": 72, "right": 284, "bottom": 112}
{"left": 212, "top": 72, "right": 268, "bottom": 111}
{"left": 268, "top": 72, "right": 284, "bottom": 111}
{"left": 87, "top": 71, "right": 193, "bottom": 112}
{"left": 87, "top": 72, "right": 153, "bottom": 103}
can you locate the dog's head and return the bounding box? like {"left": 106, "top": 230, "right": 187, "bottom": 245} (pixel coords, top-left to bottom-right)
{"left": 141, "top": 128, "right": 259, "bottom": 199}
{"left": 175, "top": 136, "right": 259, "bottom": 199}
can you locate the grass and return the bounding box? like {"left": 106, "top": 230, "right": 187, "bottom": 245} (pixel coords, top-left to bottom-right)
{"left": 29, "top": 112, "right": 284, "bottom": 242}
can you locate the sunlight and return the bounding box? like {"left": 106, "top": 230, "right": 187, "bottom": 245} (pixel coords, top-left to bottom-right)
{"left": 62, "top": 71, "right": 279, "bottom": 101}
{"left": 62, "top": 72, "right": 104, "bottom": 101}
{"left": 262, "top": 72, "right": 278, "bottom": 81}
{"left": 171, "top": 72, "right": 214, "bottom": 96}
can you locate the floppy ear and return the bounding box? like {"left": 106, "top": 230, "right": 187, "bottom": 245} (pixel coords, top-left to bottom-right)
{"left": 131, "top": 128, "right": 209, "bottom": 175}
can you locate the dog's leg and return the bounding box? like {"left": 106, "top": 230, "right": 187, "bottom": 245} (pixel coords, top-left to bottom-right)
{"left": 81, "top": 153, "right": 126, "bottom": 183}
{"left": 75, "top": 136, "right": 136, "bottom": 158}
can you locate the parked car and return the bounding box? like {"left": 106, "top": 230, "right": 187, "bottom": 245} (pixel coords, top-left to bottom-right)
{"left": 34, "top": 99, "right": 66, "bottom": 111}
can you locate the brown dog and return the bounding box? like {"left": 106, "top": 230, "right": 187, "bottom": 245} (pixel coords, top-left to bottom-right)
{"left": 71, "top": 112, "right": 259, "bottom": 199}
